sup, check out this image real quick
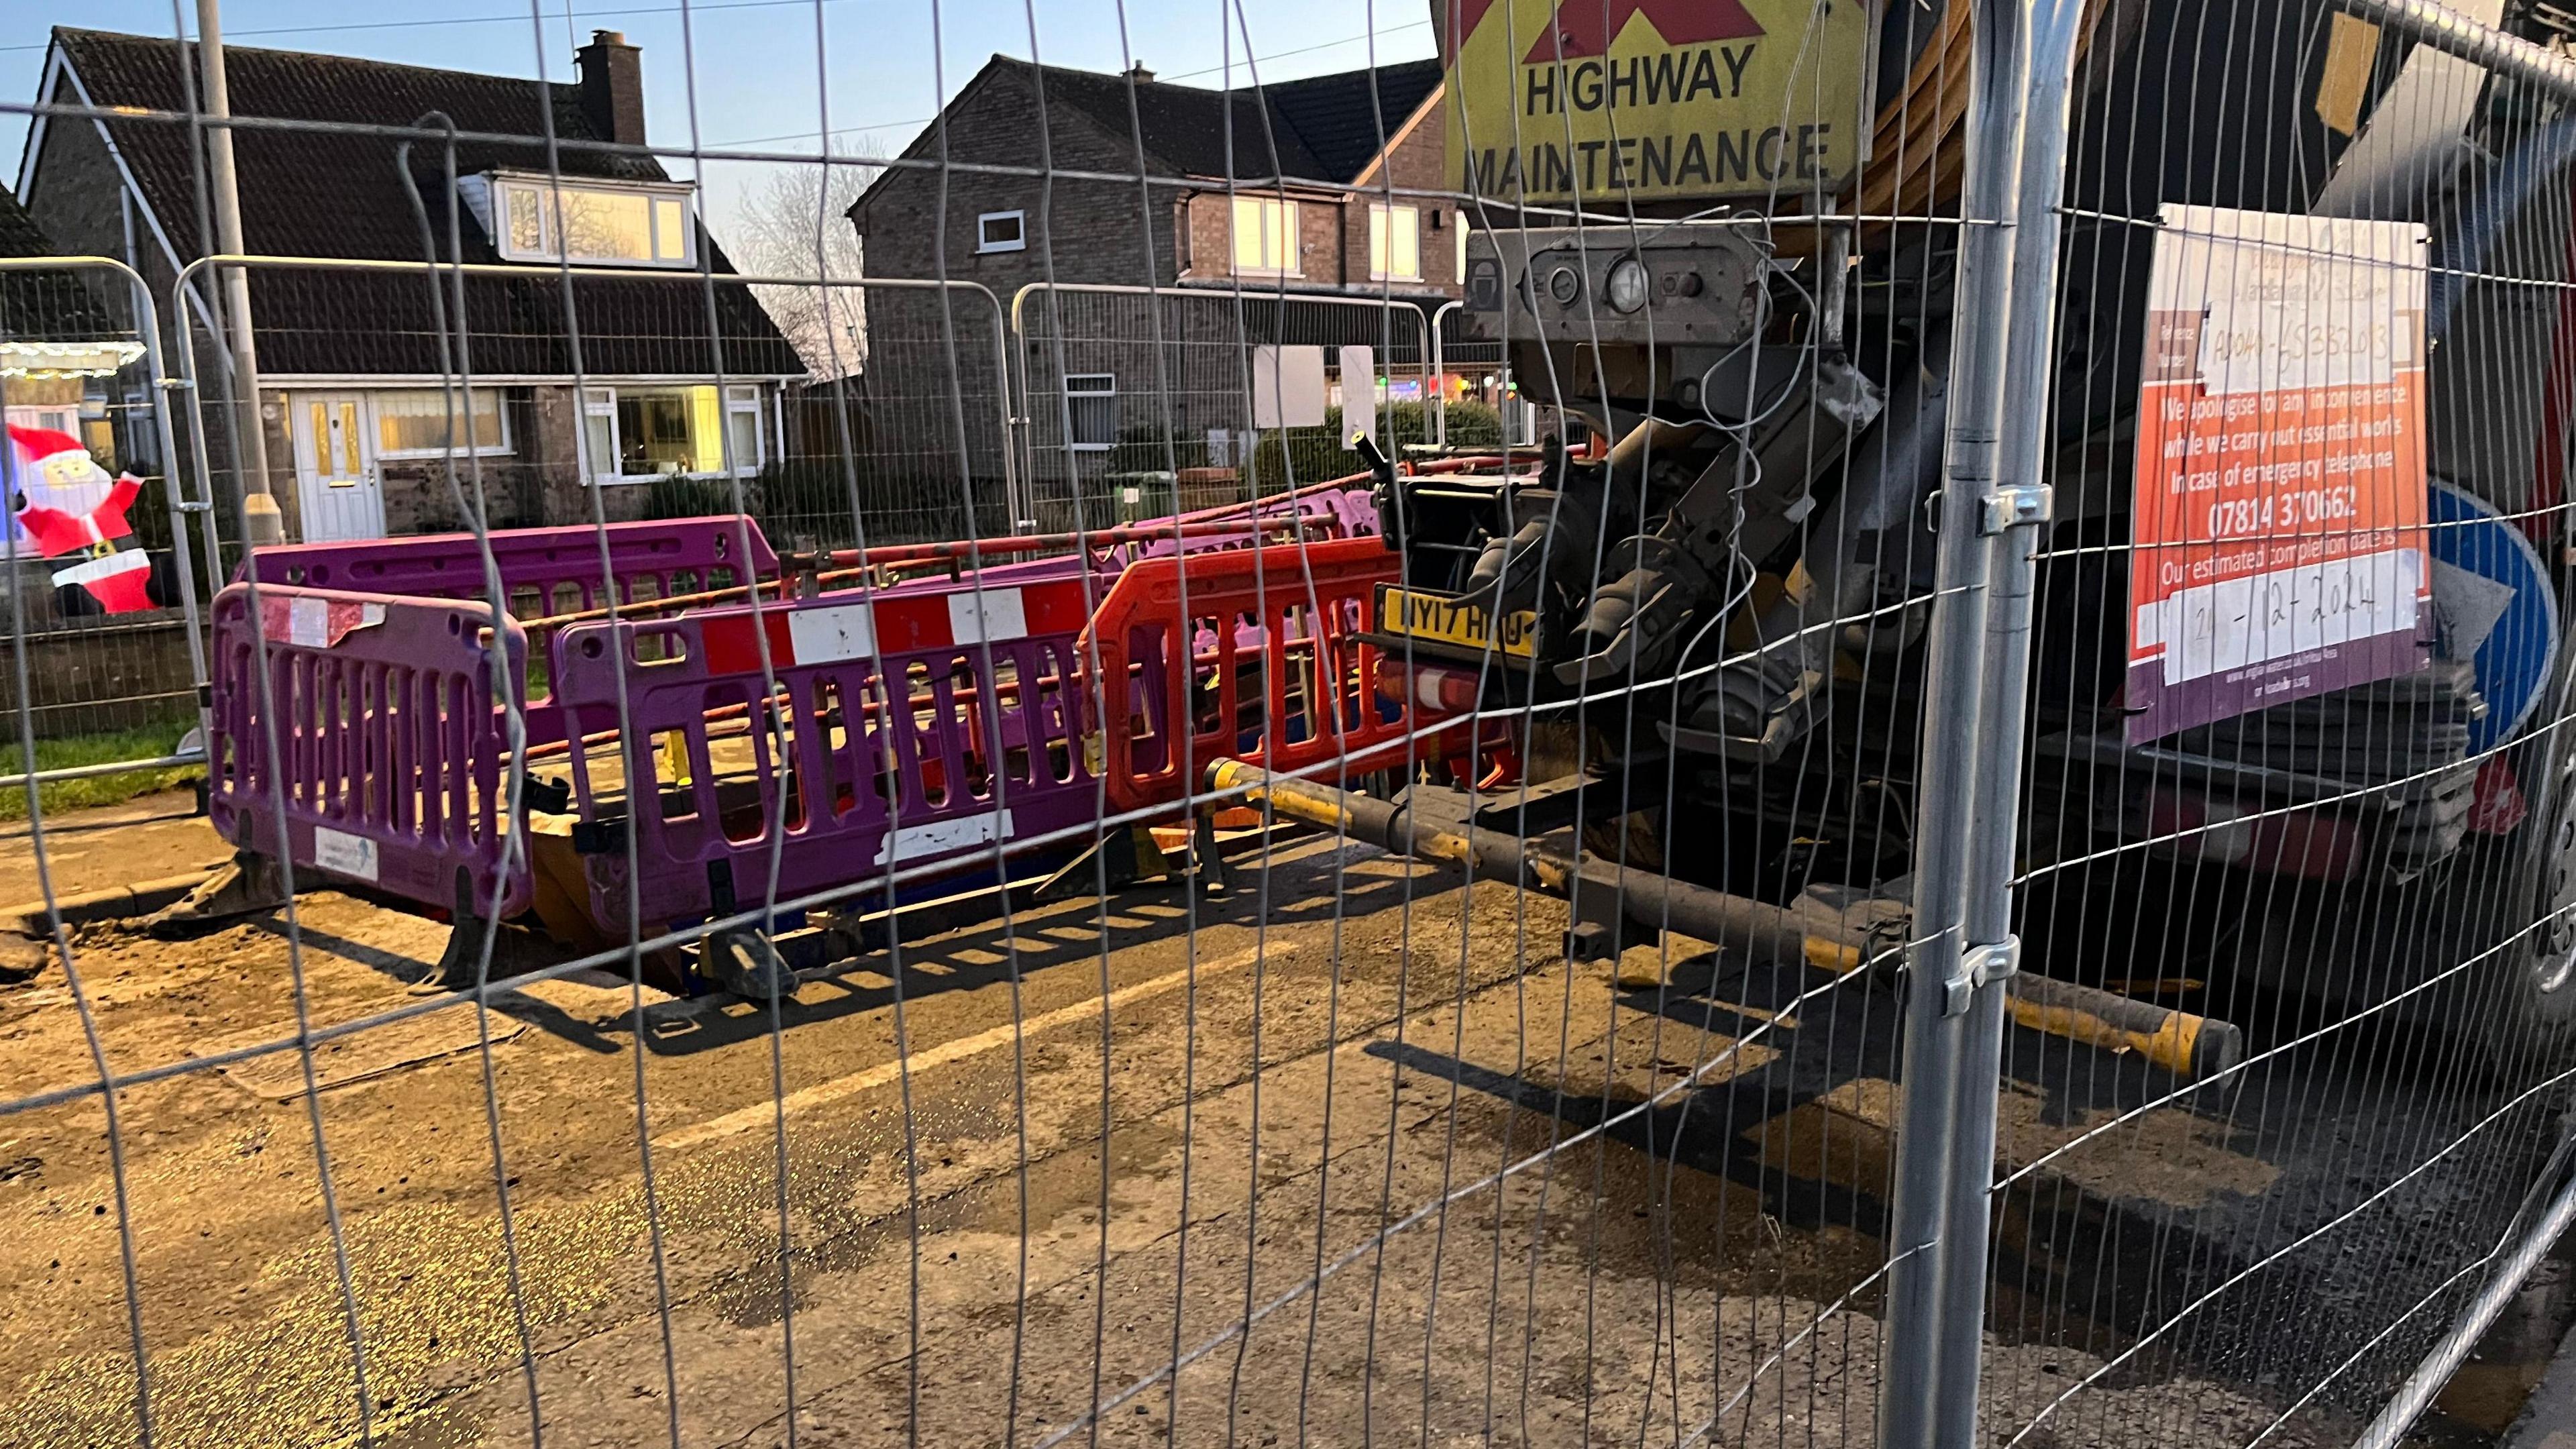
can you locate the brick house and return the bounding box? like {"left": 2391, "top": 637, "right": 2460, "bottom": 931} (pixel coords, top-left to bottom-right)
{"left": 846, "top": 56, "right": 1472, "bottom": 517}
{"left": 16, "top": 28, "right": 803, "bottom": 545}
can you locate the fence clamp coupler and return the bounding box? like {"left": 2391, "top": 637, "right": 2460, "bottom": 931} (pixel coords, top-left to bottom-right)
{"left": 1945, "top": 935, "right": 2021, "bottom": 1016}
{"left": 1978, "top": 482, "right": 2053, "bottom": 535}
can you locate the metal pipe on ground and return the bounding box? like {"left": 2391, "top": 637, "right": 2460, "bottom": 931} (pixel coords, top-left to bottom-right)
{"left": 1203, "top": 758, "right": 2242, "bottom": 1085}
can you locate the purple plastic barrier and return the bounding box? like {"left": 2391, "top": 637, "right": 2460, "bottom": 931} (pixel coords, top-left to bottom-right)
{"left": 243, "top": 517, "right": 780, "bottom": 616}
{"left": 198, "top": 498, "right": 1363, "bottom": 948}
{"left": 545, "top": 575, "right": 1105, "bottom": 933}
{"left": 207, "top": 582, "right": 531, "bottom": 918}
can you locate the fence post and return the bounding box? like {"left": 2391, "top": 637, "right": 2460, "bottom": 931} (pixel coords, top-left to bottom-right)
{"left": 1428, "top": 300, "right": 1455, "bottom": 447}
{"left": 1872, "top": 0, "right": 2033, "bottom": 1441}
{"left": 1928, "top": 0, "right": 2094, "bottom": 1442}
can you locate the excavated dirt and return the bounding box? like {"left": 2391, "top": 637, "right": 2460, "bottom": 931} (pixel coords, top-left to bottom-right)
{"left": 0, "top": 808, "right": 2518, "bottom": 1447}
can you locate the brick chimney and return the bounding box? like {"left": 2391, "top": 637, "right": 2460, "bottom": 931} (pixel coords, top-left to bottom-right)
{"left": 575, "top": 30, "right": 647, "bottom": 147}
{"left": 1125, "top": 61, "right": 1156, "bottom": 84}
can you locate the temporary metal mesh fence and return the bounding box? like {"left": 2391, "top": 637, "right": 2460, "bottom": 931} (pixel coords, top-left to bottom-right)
{"left": 162, "top": 258, "right": 1019, "bottom": 565}
{"left": 7, "top": 0, "right": 2576, "bottom": 1446}
{"left": 1013, "top": 282, "right": 1436, "bottom": 528}
{"left": 1984, "top": 3, "right": 2576, "bottom": 1444}
{"left": 0, "top": 257, "right": 209, "bottom": 765}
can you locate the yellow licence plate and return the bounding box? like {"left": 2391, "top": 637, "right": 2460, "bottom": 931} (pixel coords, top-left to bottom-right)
{"left": 1375, "top": 584, "right": 1538, "bottom": 659}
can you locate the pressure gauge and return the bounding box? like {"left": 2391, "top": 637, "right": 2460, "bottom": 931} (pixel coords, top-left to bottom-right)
{"left": 1605, "top": 256, "right": 1650, "bottom": 314}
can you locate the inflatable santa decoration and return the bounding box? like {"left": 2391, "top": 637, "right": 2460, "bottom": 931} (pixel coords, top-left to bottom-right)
{"left": 6, "top": 423, "right": 160, "bottom": 616}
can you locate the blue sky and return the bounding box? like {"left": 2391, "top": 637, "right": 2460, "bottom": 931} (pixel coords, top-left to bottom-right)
{"left": 0, "top": 0, "right": 1440, "bottom": 225}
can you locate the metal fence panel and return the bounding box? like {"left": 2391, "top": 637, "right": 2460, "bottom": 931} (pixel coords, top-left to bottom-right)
{"left": 1, "top": 257, "right": 209, "bottom": 755}
{"left": 1014, "top": 283, "right": 1435, "bottom": 525}
{"left": 9, "top": 2, "right": 2576, "bottom": 1447}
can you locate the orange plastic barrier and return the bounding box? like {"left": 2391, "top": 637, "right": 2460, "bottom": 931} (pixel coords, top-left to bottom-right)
{"left": 1082, "top": 537, "right": 1454, "bottom": 816}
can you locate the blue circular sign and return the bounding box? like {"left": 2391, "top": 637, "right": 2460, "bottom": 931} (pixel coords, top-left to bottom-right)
{"left": 2430, "top": 480, "right": 2560, "bottom": 754}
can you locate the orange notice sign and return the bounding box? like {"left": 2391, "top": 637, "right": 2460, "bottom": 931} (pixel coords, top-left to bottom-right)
{"left": 2125, "top": 205, "right": 2434, "bottom": 743}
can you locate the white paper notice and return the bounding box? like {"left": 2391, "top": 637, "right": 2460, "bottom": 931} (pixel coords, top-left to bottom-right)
{"left": 1251, "top": 345, "right": 1329, "bottom": 429}
{"left": 312, "top": 825, "right": 380, "bottom": 883}
{"left": 1339, "top": 345, "right": 1377, "bottom": 445}
{"left": 288, "top": 595, "right": 331, "bottom": 649}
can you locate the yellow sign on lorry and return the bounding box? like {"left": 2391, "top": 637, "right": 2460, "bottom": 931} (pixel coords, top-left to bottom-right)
{"left": 1442, "top": 0, "right": 1875, "bottom": 205}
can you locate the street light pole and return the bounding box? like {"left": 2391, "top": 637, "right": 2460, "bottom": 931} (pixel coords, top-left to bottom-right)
{"left": 193, "top": 0, "right": 282, "bottom": 545}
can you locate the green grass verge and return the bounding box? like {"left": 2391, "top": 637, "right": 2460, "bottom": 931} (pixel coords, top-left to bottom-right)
{"left": 0, "top": 720, "right": 202, "bottom": 822}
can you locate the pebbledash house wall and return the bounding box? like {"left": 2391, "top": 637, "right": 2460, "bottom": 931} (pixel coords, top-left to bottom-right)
{"left": 851, "top": 66, "right": 1464, "bottom": 515}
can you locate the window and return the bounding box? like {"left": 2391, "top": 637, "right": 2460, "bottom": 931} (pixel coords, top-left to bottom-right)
{"left": 582, "top": 389, "right": 619, "bottom": 481}
{"left": 584, "top": 385, "right": 765, "bottom": 482}
{"left": 308, "top": 399, "right": 362, "bottom": 482}
{"left": 1456, "top": 215, "right": 1470, "bottom": 282}
{"left": 978, "top": 211, "right": 1026, "bottom": 254}
{"left": 372, "top": 389, "right": 507, "bottom": 457}
{"left": 723, "top": 385, "right": 765, "bottom": 473}
{"left": 4, "top": 405, "right": 75, "bottom": 439}
{"left": 1064, "top": 374, "right": 1118, "bottom": 452}
{"left": 490, "top": 176, "right": 696, "bottom": 267}
{"left": 1231, "top": 196, "right": 1297, "bottom": 274}
{"left": 1370, "top": 204, "right": 1421, "bottom": 281}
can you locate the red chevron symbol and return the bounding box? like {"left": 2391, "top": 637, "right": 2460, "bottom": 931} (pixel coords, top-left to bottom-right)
{"left": 1521, "top": 0, "right": 1766, "bottom": 62}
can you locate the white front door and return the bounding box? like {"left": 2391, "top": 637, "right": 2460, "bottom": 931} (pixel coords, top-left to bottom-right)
{"left": 292, "top": 392, "right": 386, "bottom": 543}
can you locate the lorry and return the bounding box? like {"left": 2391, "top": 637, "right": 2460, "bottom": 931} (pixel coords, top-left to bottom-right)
{"left": 1336, "top": 0, "right": 2576, "bottom": 1069}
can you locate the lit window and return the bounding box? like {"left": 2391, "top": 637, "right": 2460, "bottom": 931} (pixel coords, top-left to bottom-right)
{"left": 1231, "top": 196, "right": 1297, "bottom": 274}
{"left": 1456, "top": 215, "right": 1470, "bottom": 282}
{"left": 491, "top": 177, "right": 697, "bottom": 268}
{"left": 506, "top": 185, "right": 546, "bottom": 253}
{"left": 372, "top": 389, "right": 506, "bottom": 457}
{"left": 1065, "top": 374, "right": 1117, "bottom": 451}
{"left": 978, "top": 211, "right": 1026, "bottom": 254}
{"left": 1369, "top": 204, "right": 1420, "bottom": 281}
{"left": 583, "top": 385, "right": 765, "bottom": 482}
{"left": 653, "top": 198, "right": 688, "bottom": 262}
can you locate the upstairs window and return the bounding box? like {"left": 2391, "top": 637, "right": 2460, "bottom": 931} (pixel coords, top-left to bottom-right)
{"left": 1369, "top": 204, "right": 1420, "bottom": 281}
{"left": 1231, "top": 196, "right": 1298, "bottom": 274}
{"left": 978, "top": 211, "right": 1027, "bottom": 254}
{"left": 491, "top": 176, "right": 696, "bottom": 267}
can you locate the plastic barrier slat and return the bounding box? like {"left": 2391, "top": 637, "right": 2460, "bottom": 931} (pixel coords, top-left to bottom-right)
{"left": 242, "top": 517, "right": 780, "bottom": 608}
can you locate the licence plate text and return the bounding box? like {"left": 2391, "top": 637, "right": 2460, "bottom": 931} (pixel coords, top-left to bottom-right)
{"left": 1375, "top": 584, "right": 1538, "bottom": 659}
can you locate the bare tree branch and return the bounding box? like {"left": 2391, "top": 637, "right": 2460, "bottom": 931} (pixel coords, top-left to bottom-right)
{"left": 731, "top": 148, "right": 877, "bottom": 379}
